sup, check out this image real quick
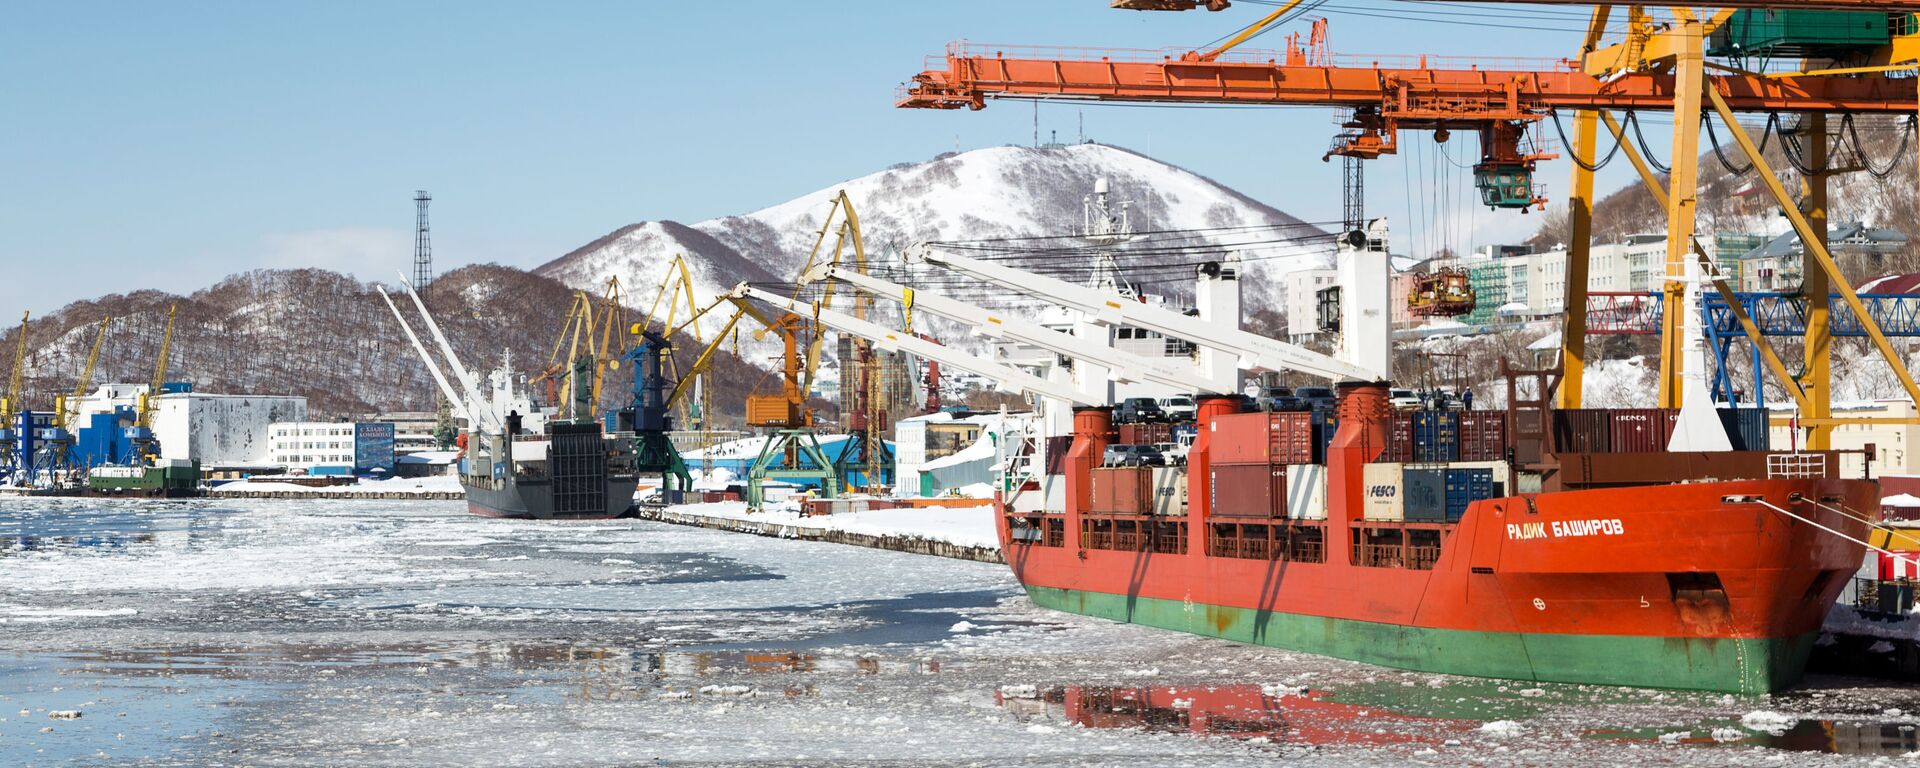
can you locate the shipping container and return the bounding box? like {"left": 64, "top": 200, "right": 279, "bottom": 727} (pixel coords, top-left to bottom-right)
{"left": 1382, "top": 412, "right": 1415, "bottom": 463}
{"left": 1412, "top": 411, "right": 1460, "bottom": 462}
{"left": 1209, "top": 412, "right": 1317, "bottom": 465}
{"left": 1362, "top": 462, "right": 1405, "bottom": 521}
{"left": 1285, "top": 463, "right": 1328, "bottom": 520}
{"left": 1718, "top": 408, "right": 1771, "bottom": 451}
{"left": 1090, "top": 466, "right": 1152, "bottom": 514}
{"left": 1444, "top": 467, "right": 1496, "bottom": 522}
{"left": 1608, "top": 408, "right": 1671, "bottom": 453}
{"left": 1552, "top": 409, "right": 1613, "bottom": 453}
{"left": 1117, "top": 423, "right": 1142, "bottom": 446}
{"left": 1142, "top": 422, "right": 1174, "bottom": 445}
{"left": 1150, "top": 466, "right": 1188, "bottom": 516}
{"left": 1209, "top": 464, "right": 1284, "bottom": 518}
{"left": 1403, "top": 467, "right": 1448, "bottom": 522}
{"left": 1457, "top": 411, "right": 1508, "bottom": 462}
{"left": 1311, "top": 411, "right": 1335, "bottom": 464}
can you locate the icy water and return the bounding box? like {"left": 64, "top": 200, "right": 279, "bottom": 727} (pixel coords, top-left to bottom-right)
{"left": 0, "top": 499, "right": 1916, "bottom": 767}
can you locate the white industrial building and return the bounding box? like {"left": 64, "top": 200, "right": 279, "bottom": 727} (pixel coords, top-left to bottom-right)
{"left": 66, "top": 383, "right": 307, "bottom": 466}
{"left": 153, "top": 393, "right": 307, "bottom": 466}
{"left": 267, "top": 422, "right": 360, "bottom": 469}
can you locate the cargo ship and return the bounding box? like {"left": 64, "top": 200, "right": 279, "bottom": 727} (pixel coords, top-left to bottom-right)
{"left": 86, "top": 459, "right": 200, "bottom": 498}
{"left": 458, "top": 409, "right": 639, "bottom": 520}
{"left": 998, "top": 382, "right": 1874, "bottom": 694}
{"left": 378, "top": 279, "right": 639, "bottom": 521}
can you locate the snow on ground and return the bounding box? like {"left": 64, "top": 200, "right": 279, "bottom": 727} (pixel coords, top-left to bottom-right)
{"left": 671, "top": 500, "right": 999, "bottom": 549}
{"left": 215, "top": 473, "right": 463, "bottom": 495}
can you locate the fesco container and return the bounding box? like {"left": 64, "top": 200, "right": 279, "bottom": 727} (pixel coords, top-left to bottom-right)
{"left": 1362, "top": 462, "right": 1405, "bottom": 521}
{"left": 1402, "top": 467, "right": 1447, "bottom": 522}
{"left": 1412, "top": 410, "right": 1460, "bottom": 462}
{"left": 1090, "top": 466, "right": 1151, "bottom": 514}
{"left": 1284, "top": 463, "right": 1327, "bottom": 520}
{"left": 1717, "top": 407, "right": 1771, "bottom": 451}
{"left": 1444, "top": 467, "right": 1496, "bottom": 522}
{"left": 1209, "top": 464, "right": 1284, "bottom": 518}
{"left": 1608, "top": 408, "right": 1671, "bottom": 453}
{"left": 1149, "top": 466, "right": 1188, "bottom": 516}
{"left": 1552, "top": 409, "right": 1613, "bottom": 453}
{"left": 1457, "top": 411, "right": 1508, "bottom": 462}
{"left": 1209, "top": 412, "right": 1317, "bottom": 465}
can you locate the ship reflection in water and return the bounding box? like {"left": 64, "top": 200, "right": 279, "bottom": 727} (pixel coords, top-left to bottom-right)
{"left": 1589, "top": 718, "right": 1920, "bottom": 756}
{"left": 995, "top": 684, "right": 1476, "bottom": 748}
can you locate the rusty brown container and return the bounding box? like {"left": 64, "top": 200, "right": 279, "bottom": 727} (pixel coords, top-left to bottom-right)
{"left": 1608, "top": 408, "right": 1671, "bottom": 453}
{"left": 1381, "top": 411, "right": 1415, "bottom": 463}
{"left": 1552, "top": 409, "right": 1613, "bottom": 453}
{"left": 1457, "top": 411, "right": 1508, "bottom": 462}
{"left": 1208, "top": 463, "right": 1284, "bottom": 518}
{"left": 1210, "top": 412, "right": 1315, "bottom": 465}
{"left": 1090, "top": 466, "right": 1152, "bottom": 514}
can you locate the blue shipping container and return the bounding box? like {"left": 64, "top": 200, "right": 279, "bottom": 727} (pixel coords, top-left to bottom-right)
{"left": 1312, "top": 411, "right": 1336, "bottom": 464}
{"left": 1716, "top": 408, "right": 1771, "bottom": 451}
{"left": 1444, "top": 468, "right": 1495, "bottom": 522}
{"left": 1413, "top": 411, "right": 1460, "bottom": 463}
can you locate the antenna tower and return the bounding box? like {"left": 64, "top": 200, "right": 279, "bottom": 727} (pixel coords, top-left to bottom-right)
{"left": 412, "top": 190, "right": 433, "bottom": 289}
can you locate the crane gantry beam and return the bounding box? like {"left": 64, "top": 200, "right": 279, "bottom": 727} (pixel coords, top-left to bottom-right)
{"left": 1124, "top": 1, "right": 1920, "bottom": 11}
{"left": 898, "top": 43, "right": 1918, "bottom": 115}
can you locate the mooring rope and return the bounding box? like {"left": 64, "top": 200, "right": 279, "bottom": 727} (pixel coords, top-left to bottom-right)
{"left": 1753, "top": 498, "right": 1899, "bottom": 558}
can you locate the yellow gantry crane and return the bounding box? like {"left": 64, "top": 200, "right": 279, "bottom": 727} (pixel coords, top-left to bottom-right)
{"left": 128, "top": 304, "right": 177, "bottom": 464}
{"left": 536, "top": 278, "right": 630, "bottom": 422}
{"left": 56, "top": 315, "right": 112, "bottom": 431}
{"left": 0, "top": 312, "right": 29, "bottom": 473}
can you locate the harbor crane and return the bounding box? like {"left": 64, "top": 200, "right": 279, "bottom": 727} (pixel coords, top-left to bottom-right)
{"left": 124, "top": 304, "right": 176, "bottom": 464}
{"left": 0, "top": 312, "right": 28, "bottom": 479}
{"left": 900, "top": 2, "right": 1920, "bottom": 450}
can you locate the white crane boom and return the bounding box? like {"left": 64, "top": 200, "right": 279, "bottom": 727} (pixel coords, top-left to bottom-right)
{"left": 801, "top": 263, "right": 1230, "bottom": 395}
{"left": 389, "top": 273, "right": 500, "bottom": 430}
{"left": 733, "top": 286, "right": 1097, "bottom": 406}
{"left": 376, "top": 286, "right": 471, "bottom": 423}
{"left": 908, "top": 246, "right": 1381, "bottom": 382}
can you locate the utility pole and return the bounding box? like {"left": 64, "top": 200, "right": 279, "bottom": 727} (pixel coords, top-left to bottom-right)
{"left": 413, "top": 191, "right": 434, "bottom": 290}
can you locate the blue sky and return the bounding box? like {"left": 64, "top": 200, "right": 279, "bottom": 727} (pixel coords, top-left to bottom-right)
{"left": 3, "top": 1, "right": 1611, "bottom": 313}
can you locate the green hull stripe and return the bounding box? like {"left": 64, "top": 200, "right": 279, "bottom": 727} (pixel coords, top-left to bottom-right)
{"left": 1026, "top": 585, "right": 1816, "bottom": 694}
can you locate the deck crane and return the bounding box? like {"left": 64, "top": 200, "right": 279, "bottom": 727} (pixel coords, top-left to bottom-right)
{"left": 903, "top": 243, "right": 1382, "bottom": 382}
{"left": 800, "top": 263, "right": 1236, "bottom": 395}
{"left": 0, "top": 312, "right": 28, "bottom": 479}
{"left": 124, "top": 304, "right": 177, "bottom": 464}
{"left": 900, "top": 2, "right": 1920, "bottom": 451}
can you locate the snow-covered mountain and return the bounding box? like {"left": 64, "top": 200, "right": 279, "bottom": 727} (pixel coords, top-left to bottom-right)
{"left": 536, "top": 143, "right": 1331, "bottom": 311}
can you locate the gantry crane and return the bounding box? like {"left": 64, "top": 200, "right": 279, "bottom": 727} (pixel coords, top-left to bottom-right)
{"left": 790, "top": 192, "right": 896, "bottom": 491}
{"left": 535, "top": 278, "right": 627, "bottom": 422}
{"left": 637, "top": 255, "right": 713, "bottom": 461}
{"left": 124, "top": 304, "right": 177, "bottom": 465}
{"left": 900, "top": 1, "right": 1920, "bottom": 451}
{"left": 669, "top": 291, "right": 838, "bottom": 507}
{"left": 0, "top": 312, "right": 28, "bottom": 479}
{"left": 30, "top": 314, "right": 112, "bottom": 486}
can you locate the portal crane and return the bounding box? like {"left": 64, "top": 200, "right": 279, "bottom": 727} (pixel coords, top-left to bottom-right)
{"left": 125, "top": 304, "right": 177, "bottom": 464}
{"left": 0, "top": 312, "right": 28, "bottom": 477}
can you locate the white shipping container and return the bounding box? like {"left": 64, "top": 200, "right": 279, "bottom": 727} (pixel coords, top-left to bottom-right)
{"left": 1362, "top": 462, "right": 1405, "bottom": 521}
{"left": 1150, "top": 466, "right": 1188, "bottom": 516}
{"left": 1285, "top": 464, "right": 1328, "bottom": 520}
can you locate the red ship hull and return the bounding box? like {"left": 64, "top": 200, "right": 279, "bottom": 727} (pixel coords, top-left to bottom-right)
{"left": 998, "top": 390, "right": 1875, "bottom": 693}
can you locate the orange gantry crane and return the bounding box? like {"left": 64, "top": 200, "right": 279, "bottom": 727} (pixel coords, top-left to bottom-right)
{"left": 900, "top": 3, "right": 1920, "bottom": 449}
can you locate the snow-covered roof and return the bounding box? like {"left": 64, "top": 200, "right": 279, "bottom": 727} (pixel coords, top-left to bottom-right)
{"left": 1884, "top": 493, "right": 1920, "bottom": 508}
{"left": 1528, "top": 331, "right": 1562, "bottom": 351}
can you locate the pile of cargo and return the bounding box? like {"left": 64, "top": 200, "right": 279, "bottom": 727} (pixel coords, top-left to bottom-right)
{"left": 1206, "top": 411, "right": 1329, "bottom": 521}
{"left": 1362, "top": 461, "right": 1507, "bottom": 524}
{"left": 1088, "top": 465, "right": 1187, "bottom": 515}
{"left": 1549, "top": 407, "right": 1769, "bottom": 453}
{"left": 1382, "top": 410, "right": 1505, "bottom": 462}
